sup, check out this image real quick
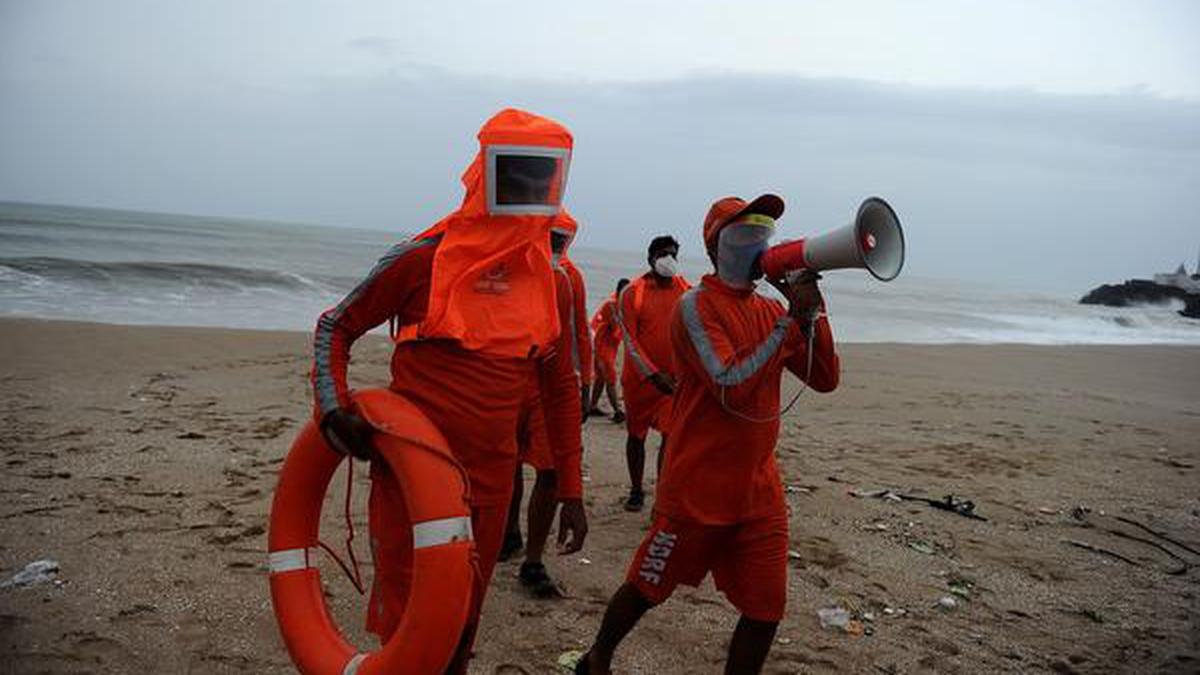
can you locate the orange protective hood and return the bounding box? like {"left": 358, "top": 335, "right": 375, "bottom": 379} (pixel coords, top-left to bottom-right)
{"left": 404, "top": 109, "right": 574, "bottom": 358}
{"left": 551, "top": 210, "right": 578, "bottom": 265}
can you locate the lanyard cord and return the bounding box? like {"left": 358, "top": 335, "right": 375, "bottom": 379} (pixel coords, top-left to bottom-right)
{"left": 316, "top": 457, "right": 366, "bottom": 595}
{"left": 718, "top": 318, "right": 816, "bottom": 424}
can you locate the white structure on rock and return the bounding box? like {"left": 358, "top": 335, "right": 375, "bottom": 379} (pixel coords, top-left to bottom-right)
{"left": 1154, "top": 251, "right": 1200, "bottom": 293}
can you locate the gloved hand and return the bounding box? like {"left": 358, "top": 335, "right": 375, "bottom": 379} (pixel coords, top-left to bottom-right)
{"left": 319, "top": 408, "right": 377, "bottom": 461}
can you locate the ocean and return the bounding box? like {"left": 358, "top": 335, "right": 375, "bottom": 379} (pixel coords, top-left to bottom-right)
{"left": 2, "top": 201, "right": 1198, "bottom": 345}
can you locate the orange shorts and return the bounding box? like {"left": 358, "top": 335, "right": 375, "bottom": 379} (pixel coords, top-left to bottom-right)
{"left": 625, "top": 511, "right": 790, "bottom": 622}
{"left": 620, "top": 369, "right": 673, "bottom": 440}
{"left": 517, "top": 391, "right": 553, "bottom": 472}
{"left": 594, "top": 342, "right": 618, "bottom": 386}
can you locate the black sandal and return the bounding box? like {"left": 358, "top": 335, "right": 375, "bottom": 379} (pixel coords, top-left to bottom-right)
{"left": 518, "top": 561, "right": 562, "bottom": 598}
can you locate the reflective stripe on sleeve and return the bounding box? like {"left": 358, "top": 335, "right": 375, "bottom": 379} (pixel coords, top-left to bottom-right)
{"left": 679, "top": 289, "right": 793, "bottom": 387}
{"left": 413, "top": 516, "right": 473, "bottom": 549}
{"left": 313, "top": 237, "right": 438, "bottom": 414}
{"left": 267, "top": 546, "right": 321, "bottom": 574}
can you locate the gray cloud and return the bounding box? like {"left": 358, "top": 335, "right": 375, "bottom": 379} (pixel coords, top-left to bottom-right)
{"left": 2, "top": 57, "right": 1198, "bottom": 291}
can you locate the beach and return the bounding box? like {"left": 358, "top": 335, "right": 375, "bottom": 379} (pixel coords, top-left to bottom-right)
{"left": 1, "top": 317, "right": 1197, "bottom": 674}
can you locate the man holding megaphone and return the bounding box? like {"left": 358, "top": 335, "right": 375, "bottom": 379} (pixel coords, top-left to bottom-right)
{"left": 575, "top": 193, "right": 843, "bottom": 675}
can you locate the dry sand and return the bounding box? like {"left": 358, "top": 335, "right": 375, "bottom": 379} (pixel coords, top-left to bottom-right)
{"left": 1, "top": 317, "right": 1198, "bottom": 674}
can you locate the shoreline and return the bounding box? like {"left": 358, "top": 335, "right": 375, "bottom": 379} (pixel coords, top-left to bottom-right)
{"left": 1, "top": 317, "right": 1197, "bottom": 673}
{"left": 4, "top": 314, "right": 1199, "bottom": 348}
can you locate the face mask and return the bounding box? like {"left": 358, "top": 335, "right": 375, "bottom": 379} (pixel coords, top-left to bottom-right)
{"left": 717, "top": 220, "right": 773, "bottom": 288}
{"left": 653, "top": 254, "right": 680, "bottom": 278}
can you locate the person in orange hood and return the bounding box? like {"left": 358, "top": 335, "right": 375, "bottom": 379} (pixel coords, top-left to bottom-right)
{"left": 575, "top": 194, "right": 840, "bottom": 675}
{"left": 587, "top": 278, "right": 629, "bottom": 422}
{"left": 311, "top": 109, "right": 588, "bottom": 672}
{"left": 501, "top": 213, "right": 589, "bottom": 597}
{"left": 616, "top": 236, "right": 690, "bottom": 511}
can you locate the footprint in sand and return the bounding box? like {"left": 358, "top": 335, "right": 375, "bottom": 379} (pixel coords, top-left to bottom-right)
{"left": 790, "top": 535, "right": 848, "bottom": 570}
{"left": 251, "top": 416, "right": 295, "bottom": 439}
{"left": 206, "top": 524, "right": 265, "bottom": 547}
{"left": 61, "top": 630, "right": 131, "bottom": 664}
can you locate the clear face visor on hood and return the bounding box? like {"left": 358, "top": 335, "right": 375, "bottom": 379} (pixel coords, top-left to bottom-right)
{"left": 717, "top": 215, "right": 775, "bottom": 287}
{"left": 486, "top": 145, "right": 571, "bottom": 216}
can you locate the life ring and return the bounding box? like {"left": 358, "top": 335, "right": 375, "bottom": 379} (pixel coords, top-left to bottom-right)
{"left": 268, "top": 388, "right": 476, "bottom": 674}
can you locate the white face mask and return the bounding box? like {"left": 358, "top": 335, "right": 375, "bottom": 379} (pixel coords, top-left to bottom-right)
{"left": 653, "top": 254, "right": 680, "bottom": 278}
{"left": 717, "top": 222, "right": 773, "bottom": 288}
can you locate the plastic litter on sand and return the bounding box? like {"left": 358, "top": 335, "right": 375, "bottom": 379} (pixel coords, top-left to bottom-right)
{"left": 1, "top": 560, "right": 60, "bottom": 589}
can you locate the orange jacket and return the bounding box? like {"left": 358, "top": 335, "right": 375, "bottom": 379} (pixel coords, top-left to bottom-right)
{"left": 311, "top": 239, "right": 584, "bottom": 503}
{"left": 616, "top": 273, "right": 691, "bottom": 380}
{"left": 654, "top": 275, "right": 839, "bottom": 524}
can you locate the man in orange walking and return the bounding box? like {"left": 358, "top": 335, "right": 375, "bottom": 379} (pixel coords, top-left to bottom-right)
{"left": 616, "top": 236, "right": 690, "bottom": 511}
{"left": 587, "top": 278, "right": 629, "bottom": 422}
{"left": 312, "top": 109, "right": 588, "bottom": 672}
{"left": 501, "top": 215, "right": 590, "bottom": 597}
{"left": 576, "top": 194, "right": 840, "bottom": 675}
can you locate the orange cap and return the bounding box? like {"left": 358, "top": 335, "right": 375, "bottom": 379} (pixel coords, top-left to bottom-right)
{"left": 702, "top": 194, "right": 785, "bottom": 251}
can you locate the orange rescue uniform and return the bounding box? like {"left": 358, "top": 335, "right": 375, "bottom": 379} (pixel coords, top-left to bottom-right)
{"left": 311, "top": 109, "right": 583, "bottom": 646}
{"left": 616, "top": 273, "right": 690, "bottom": 439}
{"left": 590, "top": 297, "right": 622, "bottom": 386}
{"left": 626, "top": 274, "right": 839, "bottom": 621}
{"left": 313, "top": 240, "right": 582, "bottom": 638}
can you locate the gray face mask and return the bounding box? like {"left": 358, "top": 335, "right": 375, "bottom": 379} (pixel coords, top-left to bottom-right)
{"left": 717, "top": 222, "right": 773, "bottom": 288}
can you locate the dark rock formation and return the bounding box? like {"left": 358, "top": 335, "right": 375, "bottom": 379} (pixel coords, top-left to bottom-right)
{"left": 1183, "top": 295, "right": 1200, "bottom": 319}
{"left": 1080, "top": 280, "right": 1200, "bottom": 319}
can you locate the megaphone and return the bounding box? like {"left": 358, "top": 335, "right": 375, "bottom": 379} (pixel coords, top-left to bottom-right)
{"left": 758, "top": 197, "right": 905, "bottom": 281}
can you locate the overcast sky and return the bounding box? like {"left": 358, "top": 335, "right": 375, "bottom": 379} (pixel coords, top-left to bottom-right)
{"left": 2, "top": 0, "right": 1198, "bottom": 290}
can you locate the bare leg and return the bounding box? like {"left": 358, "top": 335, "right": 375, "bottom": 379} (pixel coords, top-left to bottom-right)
{"left": 624, "top": 434, "right": 646, "bottom": 511}
{"left": 625, "top": 435, "right": 645, "bottom": 491}
{"left": 589, "top": 379, "right": 605, "bottom": 412}
{"left": 499, "top": 465, "right": 524, "bottom": 561}
{"left": 604, "top": 381, "right": 622, "bottom": 416}
{"left": 523, "top": 470, "right": 558, "bottom": 565}
{"left": 724, "top": 616, "right": 778, "bottom": 675}
{"left": 582, "top": 583, "right": 655, "bottom": 674}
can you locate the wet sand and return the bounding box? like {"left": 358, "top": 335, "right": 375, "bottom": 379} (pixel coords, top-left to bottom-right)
{"left": 1, "top": 317, "right": 1197, "bottom": 673}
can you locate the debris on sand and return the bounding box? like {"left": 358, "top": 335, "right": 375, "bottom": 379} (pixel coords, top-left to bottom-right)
{"left": 1, "top": 559, "right": 60, "bottom": 589}
{"left": 817, "top": 606, "right": 851, "bottom": 630}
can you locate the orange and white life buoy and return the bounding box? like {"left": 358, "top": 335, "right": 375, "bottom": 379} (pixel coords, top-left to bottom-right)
{"left": 268, "top": 388, "right": 476, "bottom": 674}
